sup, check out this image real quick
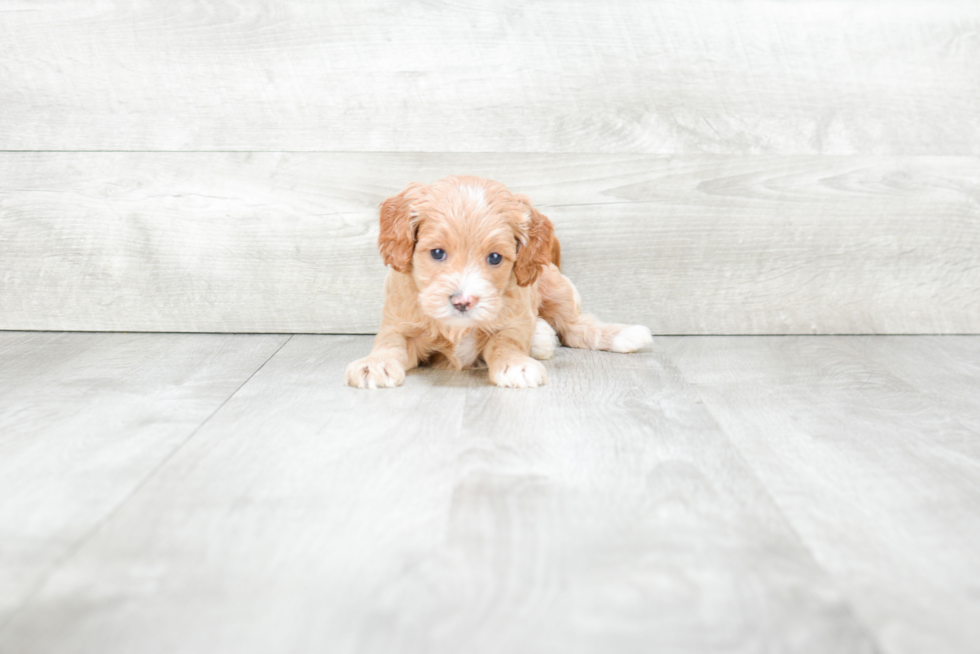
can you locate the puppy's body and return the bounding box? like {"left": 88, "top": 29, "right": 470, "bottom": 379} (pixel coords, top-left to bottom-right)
{"left": 345, "top": 175, "right": 652, "bottom": 389}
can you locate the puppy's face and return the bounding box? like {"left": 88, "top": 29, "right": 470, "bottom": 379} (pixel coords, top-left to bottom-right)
{"left": 412, "top": 199, "right": 518, "bottom": 326}
{"left": 378, "top": 176, "right": 554, "bottom": 327}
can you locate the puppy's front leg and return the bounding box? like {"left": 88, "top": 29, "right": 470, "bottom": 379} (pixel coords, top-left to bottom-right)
{"left": 484, "top": 326, "right": 548, "bottom": 389}
{"left": 345, "top": 329, "right": 413, "bottom": 389}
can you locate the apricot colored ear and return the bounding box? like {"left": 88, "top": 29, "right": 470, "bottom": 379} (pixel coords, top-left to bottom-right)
{"left": 378, "top": 183, "right": 424, "bottom": 273}
{"left": 514, "top": 197, "right": 556, "bottom": 287}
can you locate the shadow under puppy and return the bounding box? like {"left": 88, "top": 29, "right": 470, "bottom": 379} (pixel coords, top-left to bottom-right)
{"left": 345, "top": 175, "right": 653, "bottom": 389}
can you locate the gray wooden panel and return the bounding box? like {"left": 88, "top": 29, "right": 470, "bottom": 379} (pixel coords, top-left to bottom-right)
{"left": 661, "top": 336, "right": 980, "bottom": 654}
{"left": 2, "top": 152, "right": 978, "bottom": 334}
{"left": 0, "top": 335, "right": 876, "bottom": 653}
{"left": 1, "top": 1, "right": 978, "bottom": 153}
{"left": 854, "top": 336, "right": 980, "bottom": 433}
{"left": 0, "top": 331, "right": 288, "bottom": 622}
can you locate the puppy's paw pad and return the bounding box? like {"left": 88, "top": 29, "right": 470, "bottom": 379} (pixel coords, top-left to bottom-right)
{"left": 344, "top": 357, "right": 405, "bottom": 389}
{"left": 529, "top": 319, "right": 558, "bottom": 360}
{"left": 610, "top": 325, "right": 653, "bottom": 353}
{"left": 492, "top": 358, "right": 547, "bottom": 388}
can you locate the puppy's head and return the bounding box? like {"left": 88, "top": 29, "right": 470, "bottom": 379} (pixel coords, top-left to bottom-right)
{"left": 378, "top": 175, "right": 554, "bottom": 326}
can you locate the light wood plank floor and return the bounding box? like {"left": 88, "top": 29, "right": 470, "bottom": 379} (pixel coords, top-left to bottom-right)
{"left": 1, "top": 332, "right": 977, "bottom": 654}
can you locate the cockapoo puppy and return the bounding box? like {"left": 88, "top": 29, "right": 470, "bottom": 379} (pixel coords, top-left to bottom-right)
{"left": 345, "top": 175, "right": 653, "bottom": 389}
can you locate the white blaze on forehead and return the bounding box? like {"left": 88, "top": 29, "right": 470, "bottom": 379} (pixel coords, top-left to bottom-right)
{"left": 462, "top": 184, "right": 486, "bottom": 208}
{"left": 456, "top": 264, "right": 494, "bottom": 300}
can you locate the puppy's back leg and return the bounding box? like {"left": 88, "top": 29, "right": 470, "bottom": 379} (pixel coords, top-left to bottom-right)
{"left": 537, "top": 264, "right": 653, "bottom": 353}
{"left": 529, "top": 318, "right": 558, "bottom": 360}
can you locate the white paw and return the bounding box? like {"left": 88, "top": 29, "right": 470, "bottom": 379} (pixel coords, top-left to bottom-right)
{"left": 491, "top": 357, "right": 548, "bottom": 388}
{"left": 609, "top": 325, "right": 653, "bottom": 353}
{"left": 344, "top": 356, "right": 405, "bottom": 389}
{"left": 529, "top": 319, "right": 558, "bottom": 360}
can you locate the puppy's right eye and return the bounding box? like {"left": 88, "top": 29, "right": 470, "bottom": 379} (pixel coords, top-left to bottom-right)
{"left": 430, "top": 249, "right": 447, "bottom": 261}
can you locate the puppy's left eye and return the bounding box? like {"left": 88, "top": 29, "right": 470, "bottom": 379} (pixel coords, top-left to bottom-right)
{"left": 487, "top": 252, "right": 503, "bottom": 266}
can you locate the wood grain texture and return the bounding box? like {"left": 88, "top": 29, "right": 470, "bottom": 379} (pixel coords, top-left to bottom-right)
{"left": 1, "top": 0, "right": 978, "bottom": 153}
{"left": 0, "top": 335, "right": 877, "bottom": 654}
{"left": 1, "top": 152, "right": 977, "bottom": 334}
{"left": 661, "top": 335, "right": 980, "bottom": 654}
{"left": 0, "top": 331, "right": 288, "bottom": 622}
{"left": 855, "top": 336, "right": 980, "bottom": 433}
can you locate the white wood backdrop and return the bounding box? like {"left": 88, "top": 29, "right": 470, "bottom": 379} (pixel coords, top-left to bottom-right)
{"left": 2, "top": 0, "right": 979, "bottom": 154}
{"left": 1, "top": 0, "right": 978, "bottom": 333}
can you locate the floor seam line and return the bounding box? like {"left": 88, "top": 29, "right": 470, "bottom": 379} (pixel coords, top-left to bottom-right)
{"left": 669, "top": 372, "right": 888, "bottom": 654}
{"left": 0, "top": 334, "right": 294, "bottom": 632}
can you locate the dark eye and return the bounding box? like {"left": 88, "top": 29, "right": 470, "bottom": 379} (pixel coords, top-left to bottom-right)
{"left": 487, "top": 252, "right": 502, "bottom": 266}
{"left": 431, "top": 249, "right": 446, "bottom": 261}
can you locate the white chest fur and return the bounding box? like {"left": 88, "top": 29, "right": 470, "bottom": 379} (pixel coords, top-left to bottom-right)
{"left": 454, "top": 330, "right": 482, "bottom": 368}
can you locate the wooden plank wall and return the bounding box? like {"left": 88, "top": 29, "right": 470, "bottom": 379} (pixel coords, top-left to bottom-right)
{"left": 1, "top": 1, "right": 978, "bottom": 334}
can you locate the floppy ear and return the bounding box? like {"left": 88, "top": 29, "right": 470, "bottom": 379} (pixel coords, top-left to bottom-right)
{"left": 378, "top": 183, "right": 424, "bottom": 273}
{"left": 514, "top": 196, "right": 556, "bottom": 287}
